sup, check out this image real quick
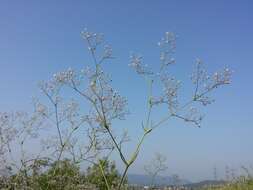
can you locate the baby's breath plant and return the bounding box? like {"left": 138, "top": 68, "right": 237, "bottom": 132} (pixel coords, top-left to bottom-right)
{"left": 46, "top": 29, "right": 231, "bottom": 190}
{"left": 144, "top": 153, "right": 168, "bottom": 188}
{"left": 0, "top": 29, "right": 232, "bottom": 190}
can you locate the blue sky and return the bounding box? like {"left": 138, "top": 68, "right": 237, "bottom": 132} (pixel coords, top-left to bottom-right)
{"left": 0, "top": 1, "right": 253, "bottom": 182}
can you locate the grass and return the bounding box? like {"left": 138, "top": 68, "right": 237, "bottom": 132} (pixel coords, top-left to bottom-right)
{"left": 202, "top": 178, "right": 253, "bottom": 190}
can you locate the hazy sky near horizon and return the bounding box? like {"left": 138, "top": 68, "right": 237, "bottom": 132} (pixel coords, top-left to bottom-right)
{"left": 0, "top": 1, "right": 253, "bottom": 182}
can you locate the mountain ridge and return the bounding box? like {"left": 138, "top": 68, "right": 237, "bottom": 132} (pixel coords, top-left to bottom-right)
{"left": 127, "top": 174, "right": 191, "bottom": 186}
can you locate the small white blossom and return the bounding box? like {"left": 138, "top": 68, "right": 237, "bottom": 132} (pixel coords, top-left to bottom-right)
{"left": 129, "top": 54, "right": 153, "bottom": 75}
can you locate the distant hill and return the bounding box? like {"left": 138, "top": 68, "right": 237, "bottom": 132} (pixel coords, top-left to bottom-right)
{"left": 127, "top": 174, "right": 191, "bottom": 186}
{"left": 185, "top": 180, "right": 226, "bottom": 188}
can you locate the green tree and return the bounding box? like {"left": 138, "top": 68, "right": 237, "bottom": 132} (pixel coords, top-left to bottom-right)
{"left": 86, "top": 159, "right": 125, "bottom": 190}
{"left": 36, "top": 159, "right": 87, "bottom": 190}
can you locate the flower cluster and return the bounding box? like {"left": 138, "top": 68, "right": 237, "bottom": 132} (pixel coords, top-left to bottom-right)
{"left": 0, "top": 112, "right": 19, "bottom": 145}
{"left": 129, "top": 54, "right": 153, "bottom": 75}
{"left": 150, "top": 75, "right": 181, "bottom": 115}
{"left": 81, "top": 29, "right": 104, "bottom": 50}
{"left": 158, "top": 32, "right": 176, "bottom": 69}
{"left": 162, "top": 76, "right": 181, "bottom": 112}
{"left": 53, "top": 68, "right": 75, "bottom": 84}
{"left": 184, "top": 107, "right": 203, "bottom": 127}
{"left": 81, "top": 29, "right": 113, "bottom": 64}
{"left": 191, "top": 59, "right": 232, "bottom": 105}
{"left": 102, "top": 45, "right": 113, "bottom": 59}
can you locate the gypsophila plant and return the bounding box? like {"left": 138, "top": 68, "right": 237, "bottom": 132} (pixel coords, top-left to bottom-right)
{"left": 41, "top": 29, "right": 231, "bottom": 190}
{"left": 0, "top": 29, "right": 232, "bottom": 190}
{"left": 144, "top": 153, "right": 168, "bottom": 188}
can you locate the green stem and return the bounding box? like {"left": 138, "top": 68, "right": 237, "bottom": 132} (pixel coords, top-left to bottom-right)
{"left": 118, "top": 165, "right": 129, "bottom": 190}
{"left": 98, "top": 161, "right": 111, "bottom": 190}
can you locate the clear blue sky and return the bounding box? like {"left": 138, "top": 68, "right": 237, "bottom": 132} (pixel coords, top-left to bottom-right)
{"left": 0, "top": 1, "right": 253, "bottom": 182}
